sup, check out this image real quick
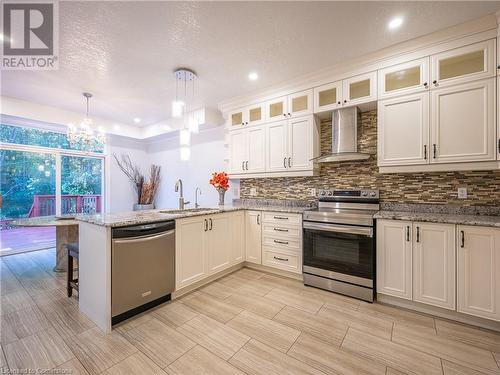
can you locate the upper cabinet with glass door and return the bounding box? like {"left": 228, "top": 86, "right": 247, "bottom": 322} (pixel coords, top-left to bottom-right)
{"left": 378, "top": 58, "right": 430, "bottom": 99}
{"left": 314, "top": 81, "right": 343, "bottom": 113}
{"left": 342, "top": 71, "right": 377, "bottom": 107}
{"left": 266, "top": 90, "right": 313, "bottom": 122}
{"left": 226, "top": 102, "right": 266, "bottom": 130}
{"left": 430, "top": 39, "right": 495, "bottom": 88}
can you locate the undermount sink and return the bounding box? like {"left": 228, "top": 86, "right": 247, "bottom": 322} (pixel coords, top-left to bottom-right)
{"left": 159, "top": 208, "right": 219, "bottom": 214}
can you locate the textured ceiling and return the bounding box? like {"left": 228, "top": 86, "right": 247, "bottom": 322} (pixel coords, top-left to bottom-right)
{"left": 2, "top": 1, "right": 500, "bottom": 127}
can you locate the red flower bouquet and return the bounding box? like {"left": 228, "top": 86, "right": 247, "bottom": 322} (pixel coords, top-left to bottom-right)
{"left": 209, "top": 172, "right": 229, "bottom": 205}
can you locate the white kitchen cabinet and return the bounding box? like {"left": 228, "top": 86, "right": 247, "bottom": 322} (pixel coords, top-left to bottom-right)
{"left": 457, "top": 225, "right": 500, "bottom": 321}
{"left": 175, "top": 216, "right": 207, "bottom": 289}
{"left": 207, "top": 214, "right": 232, "bottom": 274}
{"left": 226, "top": 103, "right": 266, "bottom": 129}
{"left": 266, "top": 96, "right": 288, "bottom": 122}
{"left": 377, "top": 219, "right": 413, "bottom": 300}
{"left": 342, "top": 71, "right": 377, "bottom": 107}
{"left": 231, "top": 211, "right": 245, "bottom": 264}
{"left": 314, "top": 80, "right": 343, "bottom": 113}
{"left": 412, "top": 222, "right": 456, "bottom": 310}
{"left": 266, "top": 115, "right": 318, "bottom": 172}
{"left": 266, "top": 120, "right": 288, "bottom": 172}
{"left": 430, "top": 78, "right": 496, "bottom": 163}
{"left": 378, "top": 92, "right": 429, "bottom": 166}
{"left": 229, "top": 125, "right": 265, "bottom": 174}
{"left": 497, "top": 76, "right": 500, "bottom": 160}
{"left": 247, "top": 126, "right": 266, "bottom": 173}
{"left": 229, "top": 130, "right": 247, "bottom": 174}
{"left": 245, "top": 210, "right": 262, "bottom": 264}
{"left": 287, "top": 89, "right": 313, "bottom": 118}
{"left": 431, "top": 39, "right": 495, "bottom": 88}
{"left": 378, "top": 57, "right": 430, "bottom": 99}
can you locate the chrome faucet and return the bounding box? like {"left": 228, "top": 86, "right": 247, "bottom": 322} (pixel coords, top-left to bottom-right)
{"left": 195, "top": 187, "right": 202, "bottom": 208}
{"left": 174, "top": 179, "right": 190, "bottom": 210}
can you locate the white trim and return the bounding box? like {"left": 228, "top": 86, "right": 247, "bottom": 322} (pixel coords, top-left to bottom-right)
{"left": 55, "top": 154, "right": 61, "bottom": 216}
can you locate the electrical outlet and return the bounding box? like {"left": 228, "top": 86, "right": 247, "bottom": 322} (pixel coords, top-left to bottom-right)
{"left": 250, "top": 187, "right": 257, "bottom": 196}
{"left": 310, "top": 188, "right": 317, "bottom": 197}
{"left": 458, "top": 187, "right": 468, "bottom": 199}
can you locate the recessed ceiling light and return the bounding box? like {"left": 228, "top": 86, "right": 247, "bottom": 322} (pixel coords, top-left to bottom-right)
{"left": 388, "top": 17, "right": 403, "bottom": 30}
{"left": 133, "top": 117, "right": 141, "bottom": 124}
{"left": 248, "top": 72, "right": 258, "bottom": 81}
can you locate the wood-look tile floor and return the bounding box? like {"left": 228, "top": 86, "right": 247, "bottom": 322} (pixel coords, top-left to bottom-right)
{"left": 2, "top": 249, "right": 500, "bottom": 375}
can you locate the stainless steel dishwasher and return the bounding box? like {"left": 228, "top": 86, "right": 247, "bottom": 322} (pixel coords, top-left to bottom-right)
{"left": 111, "top": 221, "right": 175, "bottom": 325}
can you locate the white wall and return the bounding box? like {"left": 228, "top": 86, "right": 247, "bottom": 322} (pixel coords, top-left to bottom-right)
{"left": 106, "top": 135, "right": 149, "bottom": 213}
{"left": 147, "top": 127, "right": 240, "bottom": 209}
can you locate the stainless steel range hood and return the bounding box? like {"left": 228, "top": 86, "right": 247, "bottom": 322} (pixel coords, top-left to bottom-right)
{"left": 313, "top": 107, "right": 371, "bottom": 163}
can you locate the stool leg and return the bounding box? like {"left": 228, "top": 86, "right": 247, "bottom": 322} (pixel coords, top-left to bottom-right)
{"left": 67, "top": 254, "right": 73, "bottom": 298}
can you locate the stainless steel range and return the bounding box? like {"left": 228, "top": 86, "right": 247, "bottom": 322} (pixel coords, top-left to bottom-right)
{"left": 302, "top": 189, "right": 379, "bottom": 302}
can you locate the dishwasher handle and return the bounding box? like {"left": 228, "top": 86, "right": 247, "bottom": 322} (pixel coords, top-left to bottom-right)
{"left": 112, "top": 229, "right": 175, "bottom": 244}
{"left": 112, "top": 221, "right": 175, "bottom": 239}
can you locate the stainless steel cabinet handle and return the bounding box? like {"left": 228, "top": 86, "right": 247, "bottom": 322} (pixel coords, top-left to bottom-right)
{"left": 204, "top": 219, "right": 208, "bottom": 231}
{"left": 209, "top": 218, "right": 213, "bottom": 231}
{"left": 273, "top": 256, "right": 289, "bottom": 262}
{"left": 406, "top": 226, "right": 410, "bottom": 242}
{"left": 498, "top": 139, "right": 500, "bottom": 154}
{"left": 433, "top": 144, "right": 437, "bottom": 159}
{"left": 460, "top": 230, "right": 465, "bottom": 248}
{"left": 257, "top": 214, "right": 260, "bottom": 225}
{"left": 416, "top": 226, "right": 420, "bottom": 243}
{"left": 424, "top": 145, "right": 427, "bottom": 160}
{"left": 274, "top": 228, "right": 289, "bottom": 232}
{"left": 288, "top": 157, "right": 291, "bottom": 168}
{"left": 283, "top": 157, "right": 287, "bottom": 168}
{"left": 242, "top": 161, "right": 245, "bottom": 170}
{"left": 273, "top": 216, "right": 289, "bottom": 220}
{"left": 274, "top": 239, "right": 289, "bottom": 245}
{"left": 245, "top": 161, "right": 249, "bottom": 170}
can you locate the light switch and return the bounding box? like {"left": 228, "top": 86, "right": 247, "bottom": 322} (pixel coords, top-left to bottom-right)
{"left": 458, "top": 187, "right": 467, "bottom": 199}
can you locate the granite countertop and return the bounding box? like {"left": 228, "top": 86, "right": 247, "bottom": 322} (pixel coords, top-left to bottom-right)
{"left": 11, "top": 215, "right": 79, "bottom": 227}
{"left": 374, "top": 203, "right": 500, "bottom": 228}
{"left": 75, "top": 201, "right": 312, "bottom": 228}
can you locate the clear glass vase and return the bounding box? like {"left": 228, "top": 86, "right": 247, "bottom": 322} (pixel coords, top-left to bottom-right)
{"left": 218, "top": 188, "right": 226, "bottom": 206}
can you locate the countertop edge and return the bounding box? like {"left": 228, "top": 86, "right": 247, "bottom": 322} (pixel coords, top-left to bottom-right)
{"left": 374, "top": 210, "right": 500, "bottom": 228}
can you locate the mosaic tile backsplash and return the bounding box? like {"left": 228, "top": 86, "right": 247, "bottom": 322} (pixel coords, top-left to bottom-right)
{"left": 240, "top": 110, "right": 500, "bottom": 207}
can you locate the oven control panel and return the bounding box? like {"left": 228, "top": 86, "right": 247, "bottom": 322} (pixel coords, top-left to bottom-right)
{"left": 318, "top": 189, "right": 379, "bottom": 199}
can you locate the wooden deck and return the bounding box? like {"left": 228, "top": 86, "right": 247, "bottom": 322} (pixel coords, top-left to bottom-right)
{"left": 0, "top": 227, "right": 56, "bottom": 256}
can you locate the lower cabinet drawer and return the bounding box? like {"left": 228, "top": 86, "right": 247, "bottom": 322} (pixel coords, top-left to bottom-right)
{"left": 262, "top": 235, "right": 301, "bottom": 252}
{"left": 262, "top": 247, "right": 301, "bottom": 274}
{"left": 262, "top": 212, "right": 302, "bottom": 226}
{"left": 262, "top": 223, "right": 301, "bottom": 238}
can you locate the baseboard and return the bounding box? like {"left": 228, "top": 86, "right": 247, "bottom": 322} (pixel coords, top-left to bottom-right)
{"left": 377, "top": 294, "right": 500, "bottom": 332}
{"left": 244, "top": 262, "right": 303, "bottom": 281}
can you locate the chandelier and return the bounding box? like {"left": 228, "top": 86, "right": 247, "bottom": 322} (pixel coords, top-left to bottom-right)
{"left": 173, "top": 68, "right": 198, "bottom": 161}
{"left": 67, "top": 92, "right": 106, "bottom": 148}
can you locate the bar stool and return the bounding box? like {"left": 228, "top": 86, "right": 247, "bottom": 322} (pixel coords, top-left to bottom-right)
{"left": 66, "top": 242, "right": 79, "bottom": 298}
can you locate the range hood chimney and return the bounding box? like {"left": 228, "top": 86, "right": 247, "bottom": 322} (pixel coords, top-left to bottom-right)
{"left": 314, "top": 107, "right": 370, "bottom": 163}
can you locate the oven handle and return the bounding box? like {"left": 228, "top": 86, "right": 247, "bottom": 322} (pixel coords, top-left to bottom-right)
{"left": 303, "top": 222, "right": 373, "bottom": 237}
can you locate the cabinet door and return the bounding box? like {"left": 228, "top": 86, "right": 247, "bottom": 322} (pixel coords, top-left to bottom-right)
{"left": 343, "top": 71, "right": 377, "bottom": 107}
{"left": 430, "top": 78, "right": 495, "bottom": 163}
{"left": 207, "top": 214, "right": 232, "bottom": 274}
{"left": 431, "top": 39, "right": 495, "bottom": 88}
{"left": 229, "top": 130, "right": 248, "bottom": 174}
{"left": 175, "top": 216, "right": 207, "bottom": 289}
{"left": 247, "top": 126, "right": 266, "bottom": 173}
{"left": 287, "top": 89, "right": 313, "bottom": 118}
{"left": 377, "top": 92, "right": 429, "bottom": 166}
{"left": 245, "top": 211, "right": 262, "bottom": 264}
{"left": 266, "top": 120, "right": 288, "bottom": 172}
{"left": 498, "top": 76, "right": 500, "bottom": 160}
{"left": 413, "top": 222, "right": 456, "bottom": 310}
{"left": 378, "top": 57, "right": 430, "bottom": 99}
{"left": 314, "top": 80, "right": 343, "bottom": 113}
{"left": 227, "top": 108, "right": 248, "bottom": 129}
{"left": 457, "top": 225, "right": 500, "bottom": 321}
{"left": 247, "top": 103, "right": 266, "bottom": 126}
{"left": 287, "top": 116, "right": 313, "bottom": 171}
{"left": 231, "top": 211, "right": 245, "bottom": 264}
{"left": 376, "top": 220, "right": 412, "bottom": 300}
{"left": 266, "top": 96, "right": 288, "bottom": 122}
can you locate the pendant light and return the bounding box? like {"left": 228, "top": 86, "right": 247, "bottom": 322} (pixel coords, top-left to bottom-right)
{"left": 67, "top": 92, "right": 105, "bottom": 147}
{"left": 173, "top": 68, "right": 197, "bottom": 160}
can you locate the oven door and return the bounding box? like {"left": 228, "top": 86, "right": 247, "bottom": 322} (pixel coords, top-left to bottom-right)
{"left": 303, "top": 221, "right": 374, "bottom": 281}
